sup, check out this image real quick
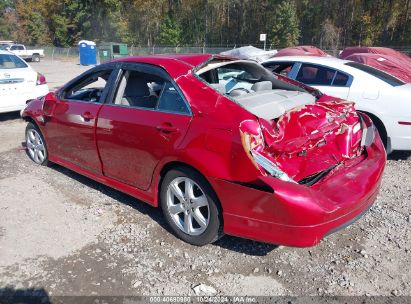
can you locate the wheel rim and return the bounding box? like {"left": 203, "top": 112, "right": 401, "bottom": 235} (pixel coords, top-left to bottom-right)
{"left": 26, "top": 128, "right": 46, "bottom": 164}
{"left": 166, "top": 177, "right": 210, "bottom": 236}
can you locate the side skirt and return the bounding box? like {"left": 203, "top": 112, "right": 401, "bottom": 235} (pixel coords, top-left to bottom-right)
{"left": 48, "top": 155, "right": 157, "bottom": 207}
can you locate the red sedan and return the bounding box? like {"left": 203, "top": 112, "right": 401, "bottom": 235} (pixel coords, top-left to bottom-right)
{"left": 21, "top": 54, "right": 386, "bottom": 247}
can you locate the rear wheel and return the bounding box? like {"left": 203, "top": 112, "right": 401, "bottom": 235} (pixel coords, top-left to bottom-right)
{"left": 32, "top": 54, "right": 40, "bottom": 62}
{"left": 25, "top": 122, "right": 48, "bottom": 165}
{"left": 160, "top": 167, "right": 223, "bottom": 246}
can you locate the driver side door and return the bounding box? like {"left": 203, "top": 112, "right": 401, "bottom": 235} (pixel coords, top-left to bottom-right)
{"left": 45, "top": 66, "right": 118, "bottom": 174}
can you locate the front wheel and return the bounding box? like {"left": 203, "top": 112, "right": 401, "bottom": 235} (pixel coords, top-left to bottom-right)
{"left": 25, "top": 122, "right": 48, "bottom": 165}
{"left": 160, "top": 167, "right": 223, "bottom": 246}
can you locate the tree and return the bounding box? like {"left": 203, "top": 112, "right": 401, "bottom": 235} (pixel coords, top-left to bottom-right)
{"left": 15, "top": 0, "right": 49, "bottom": 45}
{"left": 158, "top": 15, "right": 181, "bottom": 46}
{"left": 319, "top": 18, "right": 341, "bottom": 54}
{"left": 270, "top": 0, "right": 300, "bottom": 48}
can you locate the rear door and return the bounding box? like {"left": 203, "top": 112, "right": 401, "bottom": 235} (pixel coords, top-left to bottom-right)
{"left": 45, "top": 65, "right": 119, "bottom": 174}
{"left": 0, "top": 53, "right": 36, "bottom": 112}
{"left": 294, "top": 63, "right": 351, "bottom": 99}
{"left": 96, "top": 63, "right": 192, "bottom": 190}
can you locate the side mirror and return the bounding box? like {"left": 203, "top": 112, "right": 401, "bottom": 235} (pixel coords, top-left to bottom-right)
{"left": 42, "top": 92, "right": 58, "bottom": 117}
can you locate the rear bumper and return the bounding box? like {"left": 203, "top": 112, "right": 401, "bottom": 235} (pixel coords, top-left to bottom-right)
{"left": 210, "top": 135, "right": 386, "bottom": 247}
{"left": 385, "top": 116, "right": 411, "bottom": 151}
{"left": 0, "top": 85, "right": 49, "bottom": 114}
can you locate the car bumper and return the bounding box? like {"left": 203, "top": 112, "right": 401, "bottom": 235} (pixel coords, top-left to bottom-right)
{"left": 209, "top": 135, "right": 386, "bottom": 247}
{"left": 385, "top": 116, "right": 411, "bottom": 151}
{"left": 1, "top": 85, "right": 49, "bottom": 114}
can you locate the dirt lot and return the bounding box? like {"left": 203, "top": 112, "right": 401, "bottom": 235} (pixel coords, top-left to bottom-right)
{"left": 0, "top": 59, "right": 410, "bottom": 298}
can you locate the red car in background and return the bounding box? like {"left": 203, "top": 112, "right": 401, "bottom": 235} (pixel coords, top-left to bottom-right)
{"left": 21, "top": 54, "right": 386, "bottom": 247}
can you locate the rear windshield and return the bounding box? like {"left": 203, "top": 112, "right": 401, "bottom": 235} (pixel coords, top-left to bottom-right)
{"left": 345, "top": 62, "right": 404, "bottom": 86}
{"left": 0, "top": 54, "right": 28, "bottom": 69}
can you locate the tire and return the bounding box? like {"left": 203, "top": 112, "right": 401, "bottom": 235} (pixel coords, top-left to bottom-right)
{"left": 25, "top": 122, "right": 49, "bottom": 165}
{"left": 374, "top": 121, "right": 388, "bottom": 150}
{"left": 32, "top": 54, "right": 40, "bottom": 62}
{"left": 160, "top": 167, "right": 223, "bottom": 246}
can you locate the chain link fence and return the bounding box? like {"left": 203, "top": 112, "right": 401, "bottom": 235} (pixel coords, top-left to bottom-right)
{"left": 38, "top": 45, "right": 236, "bottom": 62}
{"left": 30, "top": 45, "right": 411, "bottom": 63}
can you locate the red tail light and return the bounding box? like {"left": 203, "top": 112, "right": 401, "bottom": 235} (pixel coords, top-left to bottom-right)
{"left": 36, "top": 72, "right": 46, "bottom": 85}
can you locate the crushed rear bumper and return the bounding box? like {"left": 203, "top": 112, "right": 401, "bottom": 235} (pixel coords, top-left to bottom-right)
{"left": 210, "top": 134, "right": 386, "bottom": 247}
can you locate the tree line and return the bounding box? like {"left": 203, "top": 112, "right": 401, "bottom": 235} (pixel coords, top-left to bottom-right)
{"left": 1, "top": 0, "right": 410, "bottom": 50}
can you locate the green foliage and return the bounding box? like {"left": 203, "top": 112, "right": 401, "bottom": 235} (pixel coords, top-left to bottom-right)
{"left": 1, "top": 0, "right": 411, "bottom": 48}
{"left": 270, "top": 1, "right": 300, "bottom": 48}
{"left": 159, "top": 15, "right": 181, "bottom": 46}
{"left": 25, "top": 11, "right": 48, "bottom": 45}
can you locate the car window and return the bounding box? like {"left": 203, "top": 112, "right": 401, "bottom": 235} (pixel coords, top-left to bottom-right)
{"left": 218, "top": 67, "right": 257, "bottom": 81}
{"left": 263, "top": 62, "right": 294, "bottom": 77}
{"left": 333, "top": 71, "right": 349, "bottom": 86}
{"left": 296, "top": 64, "right": 335, "bottom": 85}
{"left": 296, "top": 63, "right": 350, "bottom": 87}
{"left": 114, "top": 69, "right": 189, "bottom": 114}
{"left": 63, "top": 69, "right": 113, "bottom": 103}
{"left": 345, "top": 62, "right": 405, "bottom": 86}
{"left": 114, "top": 70, "right": 163, "bottom": 109}
{"left": 10, "top": 45, "right": 23, "bottom": 50}
{"left": 0, "top": 54, "right": 28, "bottom": 69}
{"left": 157, "top": 82, "right": 190, "bottom": 114}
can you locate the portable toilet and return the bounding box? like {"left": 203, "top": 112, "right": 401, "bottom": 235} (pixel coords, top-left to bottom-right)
{"left": 99, "top": 42, "right": 129, "bottom": 63}
{"left": 78, "top": 40, "right": 97, "bottom": 65}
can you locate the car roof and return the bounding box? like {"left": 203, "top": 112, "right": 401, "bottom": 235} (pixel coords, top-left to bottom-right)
{"left": 109, "top": 53, "right": 235, "bottom": 79}
{"left": 114, "top": 53, "right": 213, "bottom": 67}
{"left": 265, "top": 55, "right": 352, "bottom": 67}
{"left": 0, "top": 50, "right": 15, "bottom": 55}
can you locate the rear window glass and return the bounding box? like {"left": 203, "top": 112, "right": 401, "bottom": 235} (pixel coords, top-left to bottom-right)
{"left": 345, "top": 62, "right": 404, "bottom": 86}
{"left": 217, "top": 67, "right": 255, "bottom": 82}
{"left": 333, "top": 71, "right": 349, "bottom": 86}
{"left": 0, "top": 54, "right": 28, "bottom": 69}
{"left": 296, "top": 64, "right": 335, "bottom": 86}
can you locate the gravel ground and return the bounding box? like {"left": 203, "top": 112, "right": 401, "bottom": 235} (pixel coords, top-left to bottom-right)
{"left": 0, "top": 59, "right": 410, "bottom": 298}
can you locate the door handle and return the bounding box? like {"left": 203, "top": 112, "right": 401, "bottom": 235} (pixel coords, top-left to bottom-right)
{"left": 81, "top": 111, "right": 94, "bottom": 121}
{"left": 156, "top": 123, "right": 179, "bottom": 133}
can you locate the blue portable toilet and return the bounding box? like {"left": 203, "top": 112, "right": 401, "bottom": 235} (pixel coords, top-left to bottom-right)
{"left": 78, "top": 40, "right": 97, "bottom": 65}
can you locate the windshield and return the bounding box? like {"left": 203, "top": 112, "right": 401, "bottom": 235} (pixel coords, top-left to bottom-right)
{"left": 345, "top": 62, "right": 405, "bottom": 86}
{"left": 0, "top": 54, "right": 28, "bottom": 69}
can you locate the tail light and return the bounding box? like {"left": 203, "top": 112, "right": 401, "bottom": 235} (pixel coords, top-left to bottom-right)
{"left": 239, "top": 119, "right": 296, "bottom": 183}
{"left": 36, "top": 72, "right": 46, "bottom": 85}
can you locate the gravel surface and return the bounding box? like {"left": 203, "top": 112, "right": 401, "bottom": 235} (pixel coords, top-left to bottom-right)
{"left": 0, "top": 60, "right": 410, "bottom": 298}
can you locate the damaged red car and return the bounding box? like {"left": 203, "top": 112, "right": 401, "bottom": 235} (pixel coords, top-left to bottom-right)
{"left": 21, "top": 54, "right": 386, "bottom": 247}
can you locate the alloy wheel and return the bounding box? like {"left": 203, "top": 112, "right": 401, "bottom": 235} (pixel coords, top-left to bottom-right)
{"left": 26, "top": 128, "right": 46, "bottom": 164}
{"left": 166, "top": 177, "right": 210, "bottom": 236}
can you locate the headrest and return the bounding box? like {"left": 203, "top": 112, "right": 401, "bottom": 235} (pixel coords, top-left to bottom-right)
{"left": 251, "top": 81, "right": 272, "bottom": 91}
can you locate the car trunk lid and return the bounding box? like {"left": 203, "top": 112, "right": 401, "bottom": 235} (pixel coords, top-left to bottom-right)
{"left": 0, "top": 69, "right": 36, "bottom": 97}
{"left": 257, "top": 96, "right": 363, "bottom": 182}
